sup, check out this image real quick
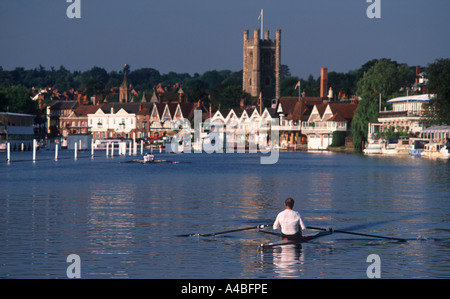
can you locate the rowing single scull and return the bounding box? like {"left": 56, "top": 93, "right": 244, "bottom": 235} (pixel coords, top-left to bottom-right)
{"left": 259, "top": 230, "right": 332, "bottom": 249}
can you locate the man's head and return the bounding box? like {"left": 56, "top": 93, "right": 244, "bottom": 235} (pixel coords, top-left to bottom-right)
{"left": 285, "top": 197, "right": 295, "bottom": 209}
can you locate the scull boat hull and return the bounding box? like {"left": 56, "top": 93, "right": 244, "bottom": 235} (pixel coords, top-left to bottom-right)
{"left": 259, "top": 230, "right": 332, "bottom": 249}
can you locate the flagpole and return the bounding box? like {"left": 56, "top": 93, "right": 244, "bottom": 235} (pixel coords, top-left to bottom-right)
{"left": 295, "top": 81, "right": 301, "bottom": 102}
{"left": 261, "top": 9, "right": 263, "bottom": 39}
{"left": 259, "top": 92, "right": 262, "bottom": 115}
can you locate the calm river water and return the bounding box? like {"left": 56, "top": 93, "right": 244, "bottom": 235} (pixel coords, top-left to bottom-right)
{"left": 1, "top": 149, "right": 449, "bottom": 278}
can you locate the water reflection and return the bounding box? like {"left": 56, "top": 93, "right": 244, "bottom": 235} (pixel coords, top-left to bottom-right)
{"left": 87, "top": 183, "right": 136, "bottom": 255}
{"left": 272, "top": 245, "right": 305, "bottom": 278}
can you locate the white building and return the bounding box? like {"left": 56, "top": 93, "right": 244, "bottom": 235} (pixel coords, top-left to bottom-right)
{"left": 378, "top": 94, "right": 434, "bottom": 135}
{"left": 202, "top": 107, "right": 275, "bottom": 150}
{"left": 88, "top": 106, "right": 136, "bottom": 139}
{"left": 302, "top": 103, "right": 357, "bottom": 150}
{"left": 0, "top": 112, "right": 35, "bottom": 150}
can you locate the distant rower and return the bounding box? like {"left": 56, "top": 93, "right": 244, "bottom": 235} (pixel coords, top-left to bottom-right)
{"left": 143, "top": 153, "right": 154, "bottom": 163}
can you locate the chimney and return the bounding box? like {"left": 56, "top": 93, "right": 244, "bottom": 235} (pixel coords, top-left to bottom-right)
{"left": 320, "top": 68, "right": 328, "bottom": 99}
{"left": 415, "top": 66, "right": 421, "bottom": 83}
{"left": 111, "top": 106, "right": 114, "bottom": 114}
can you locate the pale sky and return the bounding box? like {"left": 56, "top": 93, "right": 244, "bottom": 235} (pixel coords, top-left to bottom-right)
{"left": 1, "top": 0, "right": 449, "bottom": 78}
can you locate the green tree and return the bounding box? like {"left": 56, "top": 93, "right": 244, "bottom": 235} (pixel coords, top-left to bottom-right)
{"left": 421, "top": 58, "right": 450, "bottom": 126}
{"left": 189, "top": 79, "right": 209, "bottom": 104}
{"left": 280, "top": 76, "right": 301, "bottom": 97}
{"left": 352, "top": 59, "right": 415, "bottom": 151}
{"left": 85, "top": 78, "right": 103, "bottom": 98}
{"left": 129, "top": 68, "right": 161, "bottom": 91}
{"left": 208, "top": 71, "right": 249, "bottom": 109}
{"left": 0, "top": 85, "right": 37, "bottom": 114}
{"left": 280, "top": 64, "right": 291, "bottom": 80}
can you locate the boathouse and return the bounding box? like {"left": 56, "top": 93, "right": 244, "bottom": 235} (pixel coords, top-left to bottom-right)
{"left": 0, "top": 112, "right": 36, "bottom": 151}
{"left": 378, "top": 94, "right": 434, "bottom": 135}
{"left": 301, "top": 102, "right": 358, "bottom": 150}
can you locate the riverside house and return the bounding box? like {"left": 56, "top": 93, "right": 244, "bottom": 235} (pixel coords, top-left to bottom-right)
{"left": 377, "top": 94, "right": 434, "bottom": 135}
{"left": 301, "top": 102, "right": 358, "bottom": 150}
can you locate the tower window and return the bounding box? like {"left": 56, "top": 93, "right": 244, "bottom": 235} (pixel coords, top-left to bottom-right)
{"left": 264, "top": 52, "right": 272, "bottom": 65}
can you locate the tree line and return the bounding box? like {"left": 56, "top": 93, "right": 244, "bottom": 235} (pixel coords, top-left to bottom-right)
{"left": 0, "top": 62, "right": 372, "bottom": 111}
{"left": 0, "top": 63, "right": 359, "bottom": 110}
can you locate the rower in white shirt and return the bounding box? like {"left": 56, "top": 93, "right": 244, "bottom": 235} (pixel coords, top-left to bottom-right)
{"left": 143, "top": 153, "right": 154, "bottom": 163}
{"left": 273, "top": 197, "right": 307, "bottom": 241}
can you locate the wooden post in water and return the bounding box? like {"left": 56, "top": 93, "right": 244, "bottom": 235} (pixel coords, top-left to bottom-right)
{"left": 106, "top": 143, "right": 109, "bottom": 157}
{"left": 140, "top": 140, "right": 143, "bottom": 155}
{"left": 129, "top": 141, "right": 132, "bottom": 156}
{"left": 118, "top": 142, "right": 124, "bottom": 156}
{"left": 55, "top": 143, "right": 58, "bottom": 161}
{"left": 32, "top": 139, "right": 36, "bottom": 162}
{"left": 91, "top": 140, "right": 94, "bottom": 158}
{"left": 7, "top": 142, "right": 10, "bottom": 162}
{"left": 111, "top": 142, "right": 114, "bottom": 157}
{"left": 122, "top": 142, "right": 127, "bottom": 156}
{"left": 74, "top": 142, "right": 77, "bottom": 160}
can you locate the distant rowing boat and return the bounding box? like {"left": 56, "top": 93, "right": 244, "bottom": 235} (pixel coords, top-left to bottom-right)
{"left": 259, "top": 230, "right": 332, "bottom": 249}
{"left": 120, "top": 159, "right": 182, "bottom": 164}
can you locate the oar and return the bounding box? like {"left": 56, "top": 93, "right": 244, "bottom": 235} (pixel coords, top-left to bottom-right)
{"left": 178, "top": 224, "right": 272, "bottom": 237}
{"left": 307, "top": 226, "right": 407, "bottom": 243}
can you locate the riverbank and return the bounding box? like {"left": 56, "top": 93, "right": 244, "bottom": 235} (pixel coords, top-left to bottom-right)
{"left": 327, "top": 145, "right": 356, "bottom": 153}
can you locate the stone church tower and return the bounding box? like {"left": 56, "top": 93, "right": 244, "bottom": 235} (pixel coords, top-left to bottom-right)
{"left": 119, "top": 70, "right": 131, "bottom": 103}
{"left": 243, "top": 28, "right": 281, "bottom": 102}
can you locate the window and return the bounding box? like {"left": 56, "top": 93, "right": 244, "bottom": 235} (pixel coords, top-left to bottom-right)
{"left": 264, "top": 52, "right": 271, "bottom": 65}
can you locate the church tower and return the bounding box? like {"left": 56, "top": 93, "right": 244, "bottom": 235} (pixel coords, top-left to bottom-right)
{"left": 243, "top": 28, "right": 281, "bottom": 103}
{"left": 119, "top": 69, "right": 131, "bottom": 103}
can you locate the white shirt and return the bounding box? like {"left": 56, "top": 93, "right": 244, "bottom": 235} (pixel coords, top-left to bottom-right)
{"left": 273, "top": 209, "right": 306, "bottom": 235}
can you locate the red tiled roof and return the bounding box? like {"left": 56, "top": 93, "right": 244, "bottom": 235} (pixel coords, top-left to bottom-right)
{"left": 327, "top": 103, "right": 358, "bottom": 121}
{"left": 73, "top": 104, "right": 103, "bottom": 116}
{"left": 327, "top": 112, "right": 347, "bottom": 122}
